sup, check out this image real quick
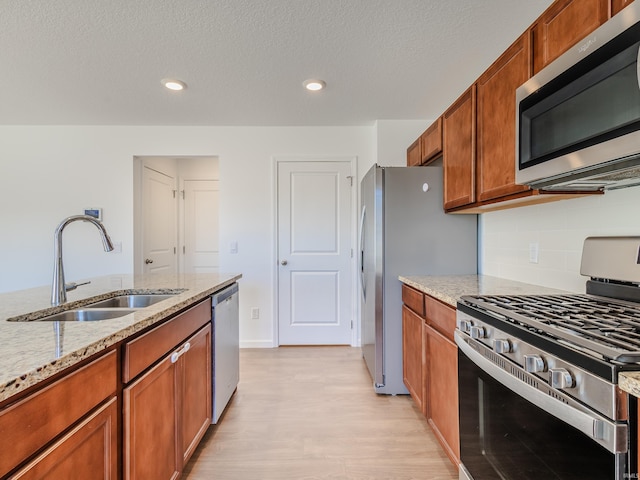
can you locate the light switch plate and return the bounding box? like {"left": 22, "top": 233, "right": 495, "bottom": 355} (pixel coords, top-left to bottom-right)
{"left": 529, "top": 243, "right": 539, "bottom": 264}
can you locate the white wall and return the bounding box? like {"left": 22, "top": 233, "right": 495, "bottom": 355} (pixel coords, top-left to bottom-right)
{"left": 480, "top": 185, "right": 640, "bottom": 292}
{"left": 0, "top": 125, "right": 374, "bottom": 347}
{"left": 373, "top": 119, "right": 431, "bottom": 169}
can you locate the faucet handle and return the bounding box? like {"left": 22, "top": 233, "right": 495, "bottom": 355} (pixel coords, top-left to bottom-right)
{"left": 65, "top": 281, "right": 91, "bottom": 292}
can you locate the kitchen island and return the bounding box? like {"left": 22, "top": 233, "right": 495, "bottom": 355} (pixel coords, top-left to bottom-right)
{"left": 0, "top": 272, "right": 240, "bottom": 479}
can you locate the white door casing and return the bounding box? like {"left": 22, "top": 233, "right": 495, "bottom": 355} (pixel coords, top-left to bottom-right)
{"left": 182, "top": 179, "right": 219, "bottom": 273}
{"left": 276, "top": 159, "right": 354, "bottom": 345}
{"left": 142, "top": 166, "right": 177, "bottom": 274}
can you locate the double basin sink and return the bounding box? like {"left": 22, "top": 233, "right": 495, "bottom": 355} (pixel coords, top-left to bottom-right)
{"left": 9, "top": 294, "right": 179, "bottom": 322}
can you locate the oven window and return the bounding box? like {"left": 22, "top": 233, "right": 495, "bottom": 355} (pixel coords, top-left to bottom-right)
{"left": 458, "top": 350, "right": 627, "bottom": 480}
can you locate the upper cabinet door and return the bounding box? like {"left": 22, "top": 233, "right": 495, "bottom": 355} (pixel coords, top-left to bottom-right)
{"left": 420, "top": 117, "right": 443, "bottom": 165}
{"left": 612, "top": 0, "right": 635, "bottom": 15}
{"left": 407, "top": 138, "right": 421, "bottom": 166}
{"left": 443, "top": 86, "right": 476, "bottom": 211}
{"left": 476, "top": 33, "right": 532, "bottom": 203}
{"left": 532, "top": 0, "right": 609, "bottom": 74}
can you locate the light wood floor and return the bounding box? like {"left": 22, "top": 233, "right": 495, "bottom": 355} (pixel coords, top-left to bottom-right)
{"left": 183, "top": 346, "right": 458, "bottom": 480}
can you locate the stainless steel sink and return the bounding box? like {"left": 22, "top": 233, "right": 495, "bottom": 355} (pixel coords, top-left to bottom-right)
{"left": 85, "top": 294, "right": 176, "bottom": 309}
{"left": 6, "top": 292, "right": 183, "bottom": 322}
{"left": 35, "top": 309, "right": 138, "bottom": 322}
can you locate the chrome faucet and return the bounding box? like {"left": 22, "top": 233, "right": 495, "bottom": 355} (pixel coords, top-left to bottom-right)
{"left": 51, "top": 215, "right": 114, "bottom": 306}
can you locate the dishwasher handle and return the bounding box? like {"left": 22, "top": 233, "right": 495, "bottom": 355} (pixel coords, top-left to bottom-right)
{"left": 212, "top": 283, "right": 239, "bottom": 307}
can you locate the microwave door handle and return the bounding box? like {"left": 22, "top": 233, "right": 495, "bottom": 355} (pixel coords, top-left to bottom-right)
{"left": 455, "top": 331, "right": 627, "bottom": 454}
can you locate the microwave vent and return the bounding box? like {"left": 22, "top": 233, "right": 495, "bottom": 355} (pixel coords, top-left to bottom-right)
{"left": 534, "top": 157, "right": 640, "bottom": 191}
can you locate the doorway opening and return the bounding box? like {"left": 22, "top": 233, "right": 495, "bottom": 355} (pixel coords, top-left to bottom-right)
{"left": 133, "top": 156, "right": 219, "bottom": 274}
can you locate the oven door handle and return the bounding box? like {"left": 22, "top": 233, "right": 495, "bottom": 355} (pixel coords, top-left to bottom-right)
{"left": 455, "top": 331, "right": 628, "bottom": 454}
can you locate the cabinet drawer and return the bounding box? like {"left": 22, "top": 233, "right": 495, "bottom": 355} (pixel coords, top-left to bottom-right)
{"left": 124, "top": 297, "right": 211, "bottom": 383}
{"left": 402, "top": 284, "right": 425, "bottom": 317}
{"left": 0, "top": 350, "right": 117, "bottom": 478}
{"left": 10, "top": 397, "right": 118, "bottom": 480}
{"left": 425, "top": 296, "right": 456, "bottom": 341}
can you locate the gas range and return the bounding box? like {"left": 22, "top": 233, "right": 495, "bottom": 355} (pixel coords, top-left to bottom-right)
{"left": 458, "top": 292, "right": 640, "bottom": 377}
{"left": 456, "top": 237, "right": 640, "bottom": 426}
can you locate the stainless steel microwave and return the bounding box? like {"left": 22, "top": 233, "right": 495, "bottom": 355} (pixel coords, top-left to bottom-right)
{"left": 516, "top": 3, "right": 640, "bottom": 191}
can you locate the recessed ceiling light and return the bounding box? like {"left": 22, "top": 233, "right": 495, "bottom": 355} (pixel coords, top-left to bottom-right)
{"left": 303, "top": 79, "right": 326, "bottom": 91}
{"left": 161, "top": 78, "right": 187, "bottom": 91}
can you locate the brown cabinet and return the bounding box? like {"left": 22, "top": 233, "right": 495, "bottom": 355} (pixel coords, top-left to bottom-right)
{"left": 612, "top": 0, "right": 635, "bottom": 14}
{"left": 0, "top": 351, "right": 117, "bottom": 478}
{"left": 401, "top": 284, "right": 459, "bottom": 467}
{"left": 180, "top": 323, "right": 213, "bottom": 464}
{"left": 124, "top": 341, "right": 181, "bottom": 480}
{"left": 407, "top": 118, "right": 443, "bottom": 166}
{"left": 407, "top": 138, "right": 421, "bottom": 166}
{"left": 532, "top": 0, "right": 609, "bottom": 74}
{"left": 402, "top": 305, "right": 425, "bottom": 413}
{"left": 423, "top": 297, "right": 459, "bottom": 466}
{"left": 420, "top": 117, "right": 443, "bottom": 164}
{"left": 476, "top": 33, "right": 532, "bottom": 203}
{"left": 123, "top": 299, "right": 212, "bottom": 480}
{"left": 443, "top": 87, "right": 476, "bottom": 210}
{"left": 11, "top": 397, "right": 118, "bottom": 480}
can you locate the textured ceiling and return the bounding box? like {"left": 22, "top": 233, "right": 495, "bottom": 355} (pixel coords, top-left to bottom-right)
{"left": 1, "top": 0, "right": 553, "bottom": 126}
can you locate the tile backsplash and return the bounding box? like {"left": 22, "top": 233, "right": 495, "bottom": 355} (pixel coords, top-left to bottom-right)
{"left": 480, "top": 185, "right": 640, "bottom": 292}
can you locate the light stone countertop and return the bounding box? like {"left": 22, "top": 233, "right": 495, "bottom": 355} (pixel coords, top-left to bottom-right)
{"left": 619, "top": 373, "right": 640, "bottom": 398}
{"left": 0, "top": 273, "right": 241, "bottom": 403}
{"left": 399, "top": 274, "right": 568, "bottom": 308}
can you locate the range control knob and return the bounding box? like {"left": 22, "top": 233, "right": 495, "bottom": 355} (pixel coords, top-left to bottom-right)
{"left": 470, "top": 326, "right": 487, "bottom": 339}
{"left": 549, "top": 368, "right": 575, "bottom": 389}
{"left": 457, "top": 319, "right": 472, "bottom": 333}
{"left": 493, "top": 338, "right": 511, "bottom": 353}
{"left": 524, "top": 354, "right": 546, "bottom": 373}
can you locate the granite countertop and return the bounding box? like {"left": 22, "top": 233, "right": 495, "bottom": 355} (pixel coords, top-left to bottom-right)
{"left": 0, "top": 273, "right": 241, "bottom": 403}
{"left": 619, "top": 373, "right": 640, "bottom": 397}
{"left": 399, "top": 274, "right": 568, "bottom": 308}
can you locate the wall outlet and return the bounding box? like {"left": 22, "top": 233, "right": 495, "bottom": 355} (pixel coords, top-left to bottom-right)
{"left": 251, "top": 307, "right": 260, "bottom": 320}
{"left": 529, "top": 242, "right": 539, "bottom": 264}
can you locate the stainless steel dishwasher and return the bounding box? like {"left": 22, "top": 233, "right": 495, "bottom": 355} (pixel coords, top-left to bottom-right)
{"left": 211, "top": 282, "right": 239, "bottom": 424}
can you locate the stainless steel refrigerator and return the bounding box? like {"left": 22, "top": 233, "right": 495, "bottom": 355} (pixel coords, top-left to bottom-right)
{"left": 360, "top": 164, "right": 477, "bottom": 394}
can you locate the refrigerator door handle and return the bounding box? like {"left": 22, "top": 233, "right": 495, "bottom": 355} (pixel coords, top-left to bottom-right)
{"left": 359, "top": 204, "right": 366, "bottom": 300}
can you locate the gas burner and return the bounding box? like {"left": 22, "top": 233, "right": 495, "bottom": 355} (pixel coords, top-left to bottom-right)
{"left": 461, "top": 294, "right": 640, "bottom": 363}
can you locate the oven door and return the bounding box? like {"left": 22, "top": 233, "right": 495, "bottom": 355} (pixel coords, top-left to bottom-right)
{"left": 456, "top": 332, "right": 634, "bottom": 480}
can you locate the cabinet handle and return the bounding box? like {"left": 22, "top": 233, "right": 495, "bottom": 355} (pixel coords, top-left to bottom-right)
{"left": 170, "top": 341, "right": 191, "bottom": 364}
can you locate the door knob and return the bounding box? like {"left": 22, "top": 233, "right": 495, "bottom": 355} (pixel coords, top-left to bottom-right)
{"left": 145, "top": 258, "right": 154, "bottom": 264}
{"left": 280, "top": 260, "right": 288, "bottom": 266}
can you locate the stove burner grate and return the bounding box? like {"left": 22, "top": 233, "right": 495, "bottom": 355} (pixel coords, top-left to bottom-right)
{"left": 463, "top": 294, "right": 640, "bottom": 362}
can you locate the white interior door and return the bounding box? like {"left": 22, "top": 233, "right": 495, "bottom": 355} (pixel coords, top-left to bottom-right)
{"left": 183, "top": 179, "right": 219, "bottom": 272}
{"left": 277, "top": 160, "right": 353, "bottom": 345}
{"left": 142, "top": 166, "right": 177, "bottom": 274}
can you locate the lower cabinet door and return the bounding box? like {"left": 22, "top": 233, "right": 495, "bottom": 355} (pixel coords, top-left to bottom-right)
{"left": 181, "top": 324, "right": 212, "bottom": 464}
{"left": 11, "top": 397, "right": 118, "bottom": 480}
{"left": 425, "top": 324, "right": 460, "bottom": 466}
{"left": 124, "top": 353, "right": 180, "bottom": 480}
{"left": 402, "top": 306, "right": 425, "bottom": 413}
